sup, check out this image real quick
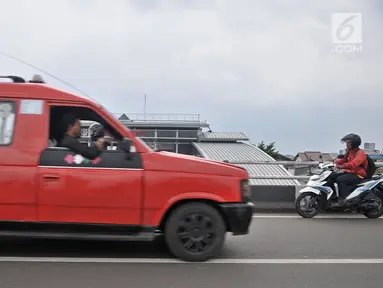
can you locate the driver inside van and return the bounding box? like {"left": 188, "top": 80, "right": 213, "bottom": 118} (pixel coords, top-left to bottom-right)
{"left": 59, "top": 113, "right": 107, "bottom": 160}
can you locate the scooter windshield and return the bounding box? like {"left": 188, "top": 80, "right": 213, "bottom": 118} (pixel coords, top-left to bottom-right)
{"left": 312, "top": 168, "right": 323, "bottom": 175}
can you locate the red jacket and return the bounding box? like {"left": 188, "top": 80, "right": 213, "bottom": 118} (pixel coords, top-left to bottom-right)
{"left": 334, "top": 148, "right": 368, "bottom": 178}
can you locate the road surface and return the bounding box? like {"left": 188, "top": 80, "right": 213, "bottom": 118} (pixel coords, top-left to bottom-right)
{"left": 0, "top": 214, "right": 382, "bottom": 288}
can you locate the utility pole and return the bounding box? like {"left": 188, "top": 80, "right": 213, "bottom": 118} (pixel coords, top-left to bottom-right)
{"left": 144, "top": 94, "right": 147, "bottom": 120}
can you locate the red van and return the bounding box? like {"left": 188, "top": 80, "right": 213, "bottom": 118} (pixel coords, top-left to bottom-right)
{"left": 0, "top": 75, "right": 253, "bottom": 262}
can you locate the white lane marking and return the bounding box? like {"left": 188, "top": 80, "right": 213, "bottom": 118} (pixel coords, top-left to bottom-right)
{"left": 0, "top": 257, "right": 383, "bottom": 264}
{"left": 252, "top": 215, "right": 382, "bottom": 219}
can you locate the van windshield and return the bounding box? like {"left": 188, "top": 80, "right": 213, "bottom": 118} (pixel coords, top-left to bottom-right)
{"left": 97, "top": 103, "right": 153, "bottom": 151}
{"left": 135, "top": 137, "right": 153, "bottom": 152}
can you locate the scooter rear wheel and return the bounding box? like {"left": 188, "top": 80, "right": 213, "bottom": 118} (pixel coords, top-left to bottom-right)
{"left": 296, "top": 192, "right": 321, "bottom": 218}
{"left": 362, "top": 201, "right": 383, "bottom": 219}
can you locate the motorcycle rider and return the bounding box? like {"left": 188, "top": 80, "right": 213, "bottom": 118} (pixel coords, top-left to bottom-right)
{"left": 88, "top": 122, "right": 107, "bottom": 149}
{"left": 330, "top": 133, "right": 368, "bottom": 206}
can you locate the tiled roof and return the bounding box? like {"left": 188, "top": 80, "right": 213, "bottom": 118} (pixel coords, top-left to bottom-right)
{"left": 329, "top": 153, "right": 340, "bottom": 159}
{"left": 192, "top": 142, "right": 299, "bottom": 186}
{"left": 198, "top": 132, "right": 249, "bottom": 141}
{"left": 117, "top": 113, "right": 131, "bottom": 120}
{"left": 295, "top": 152, "right": 334, "bottom": 162}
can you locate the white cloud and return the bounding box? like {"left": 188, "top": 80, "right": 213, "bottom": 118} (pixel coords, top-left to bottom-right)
{"left": 1, "top": 1, "right": 381, "bottom": 102}
{"left": 0, "top": 0, "right": 382, "bottom": 151}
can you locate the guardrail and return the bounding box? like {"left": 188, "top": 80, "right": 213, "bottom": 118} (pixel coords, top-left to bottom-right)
{"left": 223, "top": 160, "right": 383, "bottom": 180}
{"left": 224, "top": 160, "right": 383, "bottom": 167}
{"left": 248, "top": 175, "right": 311, "bottom": 180}
{"left": 224, "top": 160, "right": 320, "bottom": 166}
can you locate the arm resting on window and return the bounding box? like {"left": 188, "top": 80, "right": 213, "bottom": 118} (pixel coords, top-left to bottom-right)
{"left": 63, "top": 137, "right": 102, "bottom": 160}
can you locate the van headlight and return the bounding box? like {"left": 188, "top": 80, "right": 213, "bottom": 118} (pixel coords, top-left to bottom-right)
{"left": 241, "top": 179, "right": 251, "bottom": 202}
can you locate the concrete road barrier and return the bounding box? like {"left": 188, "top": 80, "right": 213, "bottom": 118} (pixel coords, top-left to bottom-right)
{"left": 250, "top": 185, "right": 303, "bottom": 212}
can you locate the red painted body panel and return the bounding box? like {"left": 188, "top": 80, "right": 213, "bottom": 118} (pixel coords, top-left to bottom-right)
{"left": 140, "top": 152, "right": 247, "bottom": 226}
{"left": 0, "top": 97, "right": 48, "bottom": 221}
{"left": 0, "top": 81, "right": 248, "bottom": 229}
{"left": 142, "top": 151, "right": 247, "bottom": 178}
{"left": 37, "top": 167, "right": 143, "bottom": 224}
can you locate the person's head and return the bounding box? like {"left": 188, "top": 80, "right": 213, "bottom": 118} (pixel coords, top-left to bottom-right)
{"left": 341, "top": 133, "right": 362, "bottom": 149}
{"left": 89, "top": 122, "right": 105, "bottom": 142}
{"left": 61, "top": 113, "right": 81, "bottom": 138}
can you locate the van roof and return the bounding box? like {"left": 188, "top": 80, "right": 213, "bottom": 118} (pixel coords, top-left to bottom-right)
{"left": 0, "top": 75, "right": 95, "bottom": 105}
{"left": 0, "top": 74, "right": 151, "bottom": 153}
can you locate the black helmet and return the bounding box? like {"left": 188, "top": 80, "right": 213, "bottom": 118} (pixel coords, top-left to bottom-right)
{"left": 89, "top": 123, "right": 105, "bottom": 142}
{"left": 341, "top": 133, "right": 361, "bottom": 148}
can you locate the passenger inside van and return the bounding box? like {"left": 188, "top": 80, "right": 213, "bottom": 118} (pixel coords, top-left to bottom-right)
{"left": 88, "top": 122, "right": 112, "bottom": 150}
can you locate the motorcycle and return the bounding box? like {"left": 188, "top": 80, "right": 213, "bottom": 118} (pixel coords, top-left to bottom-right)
{"left": 295, "top": 162, "right": 383, "bottom": 218}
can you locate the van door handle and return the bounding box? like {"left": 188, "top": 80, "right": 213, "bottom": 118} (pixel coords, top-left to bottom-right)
{"left": 43, "top": 174, "right": 60, "bottom": 180}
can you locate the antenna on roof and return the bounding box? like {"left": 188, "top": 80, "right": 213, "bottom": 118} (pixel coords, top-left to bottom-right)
{"left": 29, "top": 74, "right": 45, "bottom": 83}
{"left": 144, "top": 94, "right": 147, "bottom": 120}
{"left": 0, "top": 50, "right": 91, "bottom": 98}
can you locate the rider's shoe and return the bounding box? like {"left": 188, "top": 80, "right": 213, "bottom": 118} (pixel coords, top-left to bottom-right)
{"left": 331, "top": 198, "right": 346, "bottom": 208}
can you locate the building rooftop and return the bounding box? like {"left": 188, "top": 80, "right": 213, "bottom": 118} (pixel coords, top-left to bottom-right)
{"left": 118, "top": 119, "right": 209, "bottom": 128}
{"left": 294, "top": 151, "right": 334, "bottom": 162}
{"left": 81, "top": 113, "right": 210, "bottom": 128}
{"left": 115, "top": 113, "right": 202, "bottom": 121}
{"left": 198, "top": 132, "right": 249, "bottom": 142}
{"left": 192, "top": 142, "right": 299, "bottom": 186}
{"left": 80, "top": 110, "right": 298, "bottom": 186}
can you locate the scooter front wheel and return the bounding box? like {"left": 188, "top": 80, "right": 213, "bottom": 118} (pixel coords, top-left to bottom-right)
{"left": 296, "top": 192, "right": 321, "bottom": 218}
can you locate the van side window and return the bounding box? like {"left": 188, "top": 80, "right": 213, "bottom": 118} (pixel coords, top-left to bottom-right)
{"left": 0, "top": 100, "right": 16, "bottom": 146}
{"left": 48, "top": 105, "right": 123, "bottom": 149}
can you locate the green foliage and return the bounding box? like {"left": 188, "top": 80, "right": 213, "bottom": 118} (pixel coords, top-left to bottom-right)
{"left": 255, "top": 141, "right": 291, "bottom": 161}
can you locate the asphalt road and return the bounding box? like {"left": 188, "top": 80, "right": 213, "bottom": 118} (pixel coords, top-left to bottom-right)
{"left": 0, "top": 214, "right": 382, "bottom": 288}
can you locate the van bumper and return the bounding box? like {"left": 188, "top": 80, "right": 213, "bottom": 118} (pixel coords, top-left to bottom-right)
{"left": 219, "top": 202, "right": 254, "bottom": 235}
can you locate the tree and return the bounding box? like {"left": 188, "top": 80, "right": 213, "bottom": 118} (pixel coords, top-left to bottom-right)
{"left": 255, "top": 141, "right": 291, "bottom": 161}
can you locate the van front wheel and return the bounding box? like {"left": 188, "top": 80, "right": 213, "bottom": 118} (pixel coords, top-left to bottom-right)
{"left": 164, "top": 202, "right": 226, "bottom": 262}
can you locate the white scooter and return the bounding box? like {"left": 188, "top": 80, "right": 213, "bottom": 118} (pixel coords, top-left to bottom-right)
{"left": 295, "top": 162, "right": 383, "bottom": 218}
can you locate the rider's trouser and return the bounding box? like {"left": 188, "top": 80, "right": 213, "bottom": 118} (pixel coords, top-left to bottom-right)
{"left": 328, "top": 172, "right": 362, "bottom": 199}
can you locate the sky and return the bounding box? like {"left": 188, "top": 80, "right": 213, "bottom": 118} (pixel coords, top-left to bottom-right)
{"left": 0, "top": 0, "right": 382, "bottom": 154}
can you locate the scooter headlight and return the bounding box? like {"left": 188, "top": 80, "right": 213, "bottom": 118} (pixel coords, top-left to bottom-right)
{"left": 311, "top": 175, "right": 320, "bottom": 181}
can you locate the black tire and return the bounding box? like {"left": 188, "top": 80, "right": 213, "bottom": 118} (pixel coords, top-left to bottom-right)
{"left": 363, "top": 201, "right": 383, "bottom": 219}
{"left": 164, "top": 202, "right": 226, "bottom": 262}
{"left": 153, "top": 234, "right": 169, "bottom": 252}
{"left": 295, "top": 192, "right": 321, "bottom": 218}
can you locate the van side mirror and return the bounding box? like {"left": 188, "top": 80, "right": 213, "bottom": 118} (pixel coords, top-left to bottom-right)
{"left": 118, "top": 139, "right": 132, "bottom": 153}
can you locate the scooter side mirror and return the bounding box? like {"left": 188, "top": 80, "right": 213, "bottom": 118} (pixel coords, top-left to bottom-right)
{"left": 337, "top": 154, "right": 345, "bottom": 159}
